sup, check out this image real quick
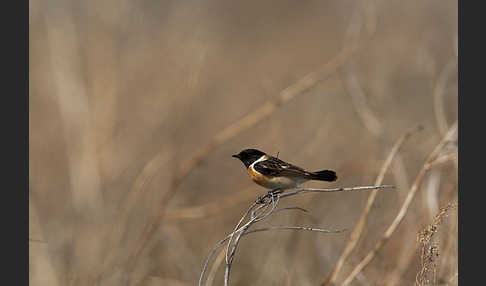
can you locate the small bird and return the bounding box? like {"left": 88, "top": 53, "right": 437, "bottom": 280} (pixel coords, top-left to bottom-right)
{"left": 232, "top": 148, "right": 337, "bottom": 192}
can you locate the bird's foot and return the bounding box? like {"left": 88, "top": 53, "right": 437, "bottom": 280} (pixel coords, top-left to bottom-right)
{"left": 256, "top": 195, "right": 267, "bottom": 204}
{"left": 268, "top": 189, "right": 283, "bottom": 197}
{"left": 257, "top": 189, "right": 282, "bottom": 204}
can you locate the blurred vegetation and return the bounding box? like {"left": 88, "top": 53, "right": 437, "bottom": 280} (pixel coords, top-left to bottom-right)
{"left": 29, "top": 0, "right": 457, "bottom": 285}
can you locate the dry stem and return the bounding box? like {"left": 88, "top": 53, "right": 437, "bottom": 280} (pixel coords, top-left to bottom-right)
{"left": 416, "top": 201, "right": 458, "bottom": 286}
{"left": 322, "top": 125, "right": 422, "bottom": 285}
{"left": 340, "top": 122, "right": 457, "bottom": 286}
{"left": 199, "top": 184, "right": 394, "bottom": 286}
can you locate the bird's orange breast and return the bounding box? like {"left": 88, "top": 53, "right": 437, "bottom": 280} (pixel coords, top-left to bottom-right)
{"left": 247, "top": 165, "right": 269, "bottom": 186}
{"left": 247, "top": 163, "right": 303, "bottom": 190}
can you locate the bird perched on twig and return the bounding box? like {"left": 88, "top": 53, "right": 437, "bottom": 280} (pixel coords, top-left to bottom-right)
{"left": 232, "top": 149, "right": 337, "bottom": 194}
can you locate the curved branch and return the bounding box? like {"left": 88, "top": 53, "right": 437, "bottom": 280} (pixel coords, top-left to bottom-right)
{"left": 199, "top": 184, "right": 393, "bottom": 286}
{"left": 322, "top": 125, "right": 422, "bottom": 285}
{"left": 341, "top": 122, "right": 457, "bottom": 286}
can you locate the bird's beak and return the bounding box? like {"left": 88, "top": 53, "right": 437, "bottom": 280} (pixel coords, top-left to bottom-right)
{"left": 232, "top": 154, "right": 240, "bottom": 159}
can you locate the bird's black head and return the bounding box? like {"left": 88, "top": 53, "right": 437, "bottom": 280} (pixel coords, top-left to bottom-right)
{"left": 232, "top": 149, "right": 266, "bottom": 168}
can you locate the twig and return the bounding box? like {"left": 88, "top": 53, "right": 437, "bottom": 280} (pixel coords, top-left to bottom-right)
{"left": 381, "top": 134, "right": 457, "bottom": 286}
{"left": 247, "top": 226, "right": 346, "bottom": 235}
{"left": 224, "top": 196, "right": 280, "bottom": 285}
{"left": 206, "top": 249, "right": 226, "bottom": 286}
{"left": 424, "top": 153, "right": 457, "bottom": 170}
{"left": 224, "top": 223, "right": 248, "bottom": 286}
{"left": 322, "top": 126, "right": 422, "bottom": 285}
{"left": 382, "top": 174, "right": 458, "bottom": 286}
{"left": 341, "top": 122, "right": 457, "bottom": 286}
{"left": 200, "top": 224, "right": 345, "bottom": 286}
{"left": 274, "top": 207, "right": 309, "bottom": 214}
{"left": 279, "top": 185, "right": 394, "bottom": 199}
{"left": 199, "top": 202, "right": 270, "bottom": 286}
{"left": 199, "top": 184, "right": 393, "bottom": 286}
{"left": 225, "top": 202, "right": 259, "bottom": 265}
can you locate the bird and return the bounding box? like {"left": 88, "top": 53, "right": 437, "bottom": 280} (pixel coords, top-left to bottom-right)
{"left": 232, "top": 148, "right": 337, "bottom": 192}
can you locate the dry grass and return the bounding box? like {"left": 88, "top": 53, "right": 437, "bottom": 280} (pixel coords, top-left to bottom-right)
{"left": 416, "top": 202, "right": 458, "bottom": 286}
{"left": 30, "top": 0, "right": 457, "bottom": 285}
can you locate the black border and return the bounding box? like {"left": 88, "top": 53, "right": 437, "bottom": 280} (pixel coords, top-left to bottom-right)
{"left": 2, "top": 0, "right": 28, "bottom": 285}
{"left": 458, "top": 0, "right": 481, "bottom": 285}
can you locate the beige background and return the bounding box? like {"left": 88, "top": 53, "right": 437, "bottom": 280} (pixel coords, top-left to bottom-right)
{"left": 30, "top": 1, "right": 458, "bottom": 285}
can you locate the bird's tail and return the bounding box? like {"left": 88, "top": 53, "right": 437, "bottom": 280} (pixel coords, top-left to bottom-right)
{"left": 309, "top": 170, "right": 337, "bottom": 182}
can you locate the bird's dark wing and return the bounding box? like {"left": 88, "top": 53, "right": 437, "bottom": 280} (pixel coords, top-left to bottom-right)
{"left": 253, "top": 156, "right": 311, "bottom": 178}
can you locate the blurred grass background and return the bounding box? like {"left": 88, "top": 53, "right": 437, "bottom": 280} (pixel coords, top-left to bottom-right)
{"left": 29, "top": 0, "right": 458, "bottom": 285}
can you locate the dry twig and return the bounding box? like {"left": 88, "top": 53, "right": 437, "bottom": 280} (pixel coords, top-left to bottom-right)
{"left": 380, "top": 59, "right": 458, "bottom": 286}
{"left": 199, "top": 184, "right": 394, "bottom": 286}
{"left": 383, "top": 170, "right": 458, "bottom": 286}
{"left": 322, "top": 125, "right": 422, "bottom": 285}
{"left": 340, "top": 122, "right": 457, "bottom": 286}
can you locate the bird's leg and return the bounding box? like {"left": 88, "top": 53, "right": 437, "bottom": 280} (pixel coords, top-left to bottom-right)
{"left": 257, "top": 189, "right": 282, "bottom": 204}
{"left": 257, "top": 195, "right": 267, "bottom": 204}
{"left": 268, "top": 188, "right": 283, "bottom": 198}
{"left": 268, "top": 189, "right": 283, "bottom": 197}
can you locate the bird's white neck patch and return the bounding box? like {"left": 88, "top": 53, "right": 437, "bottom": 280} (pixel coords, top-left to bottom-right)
{"left": 249, "top": 155, "right": 267, "bottom": 169}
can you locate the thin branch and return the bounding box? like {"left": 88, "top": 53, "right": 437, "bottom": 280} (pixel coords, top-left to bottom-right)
{"left": 322, "top": 125, "right": 422, "bottom": 285}
{"left": 224, "top": 223, "right": 248, "bottom": 286}
{"left": 199, "top": 184, "right": 393, "bottom": 286}
{"left": 199, "top": 237, "right": 231, "bottom": 286}
{"left": 341, "top": 122, "right": 457, "bottom": 286}
{"left": 199, "top": 202, "right": 269, "bottom": 286}
{"left": 279, "top": 185, "right": 394, "bottom": 199}
{"left": 246, "top": 226, "right": 346, "bottom": 235}
{"left": 274, "top": 207, "right": 309, "bottom": 214}
{"left": 225, "top": 202, "right": 259, "bottom": 265}
{"left": 380, "top": 139, "right": 457, "bottom": 286}
{"left": 382, "top": 174, "right": 458, "bottom": 286}
{"left": 200, "top": 224, "right": 345, "bottom": 286}
{"left": 206, "top": 249, "right": 226, "bottom": 286}
{"left": 424, "top": 153, "right": 457, "bottom": 170}
{"left": 227, "top": 201, "right": 272, "bottom": 286}
{"left": 225, "top": 197, "right": 280, "bottom": 285}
